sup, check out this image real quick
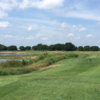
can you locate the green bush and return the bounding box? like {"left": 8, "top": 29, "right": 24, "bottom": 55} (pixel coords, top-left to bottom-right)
{"left": 0, "top": 60, "right": 21, "bottom": 68}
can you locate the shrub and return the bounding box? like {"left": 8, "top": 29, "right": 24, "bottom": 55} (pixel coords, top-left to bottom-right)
{"left": 0, "top": 60, "right": 21, "bottom": 68}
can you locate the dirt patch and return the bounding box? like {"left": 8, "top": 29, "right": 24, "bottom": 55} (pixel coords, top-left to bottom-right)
{"left": 40, "top": 64, "right": 60, "bottom": 70}
{"left": 22, "top": 56, "right": 38, "bottom": 59}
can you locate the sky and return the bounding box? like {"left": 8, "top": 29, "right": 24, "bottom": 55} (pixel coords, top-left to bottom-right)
{"left": 0, "top": 0, "right": 100, "bottom": 47}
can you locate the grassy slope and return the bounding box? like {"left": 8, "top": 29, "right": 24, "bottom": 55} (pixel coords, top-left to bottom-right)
{"left": 0, "top": 52, "right": 100, "bottom": 100}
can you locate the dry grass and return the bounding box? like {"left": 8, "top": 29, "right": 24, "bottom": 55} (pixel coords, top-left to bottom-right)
{"left": 22, "top": 56, "right": 38, "bottom": 59}
{"left": 40, "top": 64, "right": 60, "bottom": 70}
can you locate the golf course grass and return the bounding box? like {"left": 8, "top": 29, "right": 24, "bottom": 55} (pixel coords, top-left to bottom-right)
{"left": 0, "top": 51, "right": 100, "bottom": 100}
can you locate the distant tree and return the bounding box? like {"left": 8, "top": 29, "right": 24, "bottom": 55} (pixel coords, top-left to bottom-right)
{"left": 48, "top": 45, "right": 55, "bottom": 51}
{"left": 78, "top": 46, "right": 84, "bottom": 51}
{"left": 0, "top": 44, "right": 7, "bottom": 51}
{"left": 54, "top": 43, "right": 62, "bottom": 50}
{"left": 32, "top": 46, "right": 38, "bottom": 50}
{"left": 64, "top": 42, "right": 77, "bottom": 51}
{"left": 8, "top": 45, "right": 17, "bottom": 51}
{"left": 90, "top": 46, "right": 99, "bottom": 51}
{"left": 36, "top": 44, "right": 42, "bottom": 51}
{"left": 19, "top": 46, "right": 25, "bottom": 51}
{"left": 84, "top": 46, "right": 90, "bottom": 51}
{"left": 61, "top": 44, "right": 65, "bottom": 51}
{"left": 41, "top": 45, "right": 48, "bottom": 50}
{"left": 25, "top": 46, "right": 31, "bottom": 50}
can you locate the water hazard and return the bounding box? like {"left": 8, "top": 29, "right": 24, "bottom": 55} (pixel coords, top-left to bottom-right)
{"left": 0, "top": 59, "right": 22, "bottom": 63}
{"left": 0, "top": 53, "right": 26, "bottom": 56}
{"left": 0, "top": 53, "right": 24, "bottom": 63}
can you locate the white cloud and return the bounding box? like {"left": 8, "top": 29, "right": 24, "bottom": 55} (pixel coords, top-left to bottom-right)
{"left": 67, "top": 33, "right": 74, "bottom": 37}
{"left": 15, "top": 36, "right": 24, "bottom": 40}
{"left": 61, "top": 22, "right": 69, "bottom": 28}
{"left": 79, "top": 27, "right": 87, "bottom": 31}
{"left": 26, "top": 36, "right": 34, "bottom": 40}
{"left": 0, "top": 35, "right": 25, "bottom": 40}
{"left": 36, "top": 33, "right": 43, "bottom": 37}
{"left": 4, "top": 35, "right": 13, "bottom": 38}
{"left": 72, "top": 25, "right": 77, "bottom": 28}
{"left": 28, "top": 24, "right": 39, "bottom": 31}
{"left": 86, "top": 34, "right": 94, "bottom": 38}
{"left": 41, "top": 37, "right": 48, "bottom": 40}
{"left": 19, "top": 0, "right": 65, "bottom": 9}
{"left": 54, "top": 0, "right": 100, "bottom": 21}
{"left": 19, "top": 0, "right": 29, "bottom": 9}
{"left": 0, "top": 10, "right": 8, "bottom": 18}
{"left": 72, "top": 24, "right": 87, "bottom": 31}
{"left": 66, "top": 11, "right": 100, "bottom": 21}
{"left": 60, "top": 22, "right": 87, "bottom": 32}
{"left": 0, "top": 0, "right": 18, "bottom": 11}
{"left": 36, "top": 0, "right": 65, "bottom": 9}
{"left": 0, "top": 21, "right": 9, "bottom": 27}
{"left": 28, "top": 26, "right": 32, "bottom": 31}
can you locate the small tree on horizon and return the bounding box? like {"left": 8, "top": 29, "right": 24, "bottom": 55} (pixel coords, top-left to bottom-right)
{"left": 78, "top": 46, "right": 84, "bottom": 51}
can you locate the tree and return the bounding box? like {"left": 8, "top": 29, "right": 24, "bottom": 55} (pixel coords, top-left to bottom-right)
{"left": 41, "top": 45, "right": 48, "bottom": 50}
{"left": 25, "top": 46, "right": 31, "bottom": 50}
{"left": 84, "top": 46, "right": 90, "bottom": 51}
{"left": 54, "top": 43, "right": 62, "bottom": 50}
{"left": 19, "top": 46, "right": 25, "bottom": 51}
{"left": 32, "top": 46, "right": 38, "bottom": 50}
{"left": 64, "top": 42, "right": 77, "bottom": 51}
{"left": 78, "top": 46, "right": 84, "bottom": 51}
{"left": 0, "top": 44, "right": 7, "bottom": 51}
{"left": 90, "top": 46, "right": 99, "bottom": 51}
{"left": 48, "top": 45, "right": 55, "bottom": 51}
{"left": 36, "top": 44, "right": 43, "bottom": 51}
{"left": 8, "top": 45, "right": 17, "bottom": 51}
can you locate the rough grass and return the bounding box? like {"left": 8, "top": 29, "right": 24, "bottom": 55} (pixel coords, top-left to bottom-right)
{"left": 0, "top": 52, "right": 100, "bottom": 100}
{"left": 0, "top": 53, "right": 78, "bottom": 75}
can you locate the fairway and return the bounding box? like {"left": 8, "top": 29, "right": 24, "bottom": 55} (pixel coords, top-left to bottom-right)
{"left": 0, "top": 52, "right": 100, "bottom": 100}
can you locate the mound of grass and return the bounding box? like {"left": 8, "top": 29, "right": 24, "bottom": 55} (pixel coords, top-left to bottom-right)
{"left": 0, "top": 53, "right": 79, "bottom": 76}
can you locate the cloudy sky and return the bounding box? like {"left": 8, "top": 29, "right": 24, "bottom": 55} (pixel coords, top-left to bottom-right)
{"left": 0, "top": 0, "right": 100, "bottom": 47}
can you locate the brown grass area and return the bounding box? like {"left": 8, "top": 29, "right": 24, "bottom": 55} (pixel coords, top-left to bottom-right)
{"left": 22, "top": 56, "right": 38, "bottom": 59}
{"left": 79, "top": 51, "right": 100, "bottom": 54}
{"left": 40, "top": 64, "right": 60, "bottom": 70}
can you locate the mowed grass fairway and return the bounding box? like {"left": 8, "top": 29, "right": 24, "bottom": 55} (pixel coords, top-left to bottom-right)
{"left": 0, "top": 52, "right": 100, "bottom": 100}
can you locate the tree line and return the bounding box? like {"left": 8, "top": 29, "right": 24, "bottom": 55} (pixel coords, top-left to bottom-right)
{"left": 0, "top": 43, "right": 100, "bottom": 51}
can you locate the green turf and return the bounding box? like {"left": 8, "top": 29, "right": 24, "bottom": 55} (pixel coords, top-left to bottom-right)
{"left": 0, "top": 52, "right": 100, "bottom": 100}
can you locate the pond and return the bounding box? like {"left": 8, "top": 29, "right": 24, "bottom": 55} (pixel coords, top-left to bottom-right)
{"left": 0, "top": 53, "right": 26, "bottom": 56}
{"left": 0, "top": 59, "right": 22, "bottom": 63}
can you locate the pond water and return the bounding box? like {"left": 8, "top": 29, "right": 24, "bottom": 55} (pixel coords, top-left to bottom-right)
{"left": 0, "top": 53, "right": 25, "bottom": 63}
{"left": 0, "top": 53, "right": 26, "bottom": 56}
{"left": 0, "top": 59, "right": 22, "bottom": 63}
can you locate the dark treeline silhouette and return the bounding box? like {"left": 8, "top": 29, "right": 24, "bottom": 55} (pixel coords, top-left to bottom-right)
{"left": 0, "top": 44, "right": 17, "bottom": 51}
{"left": 78, "top": 45, "right": 99, "bottom": 51}
{"left": 32, "top": 43, "right": 77, "bottom": 51}
{"left": 0, "top": 43, "right": 100, "bottom": 51}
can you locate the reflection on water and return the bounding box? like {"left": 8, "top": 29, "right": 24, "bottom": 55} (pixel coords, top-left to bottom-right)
{"left": 0, "top": 59, "right": 22, "bottom": 63}
{"left": 0, "top": 53, "right": 26, "bottom": 56}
